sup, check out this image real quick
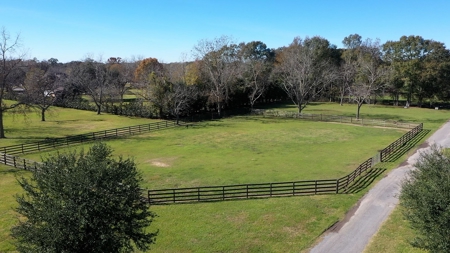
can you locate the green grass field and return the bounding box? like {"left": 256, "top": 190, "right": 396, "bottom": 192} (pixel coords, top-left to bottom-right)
{"left": 0, "top": 102, "right": 448, "bottom": 252}
{"left": 0, "top": 104, "right": 159, "bottom": 147}
{"left": 22, "top": 117, "right": 406, "bottom": 188}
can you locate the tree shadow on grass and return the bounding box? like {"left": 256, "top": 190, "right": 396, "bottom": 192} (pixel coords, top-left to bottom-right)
{"left": 0, "top": 167, "right": 26, "bottom": 174}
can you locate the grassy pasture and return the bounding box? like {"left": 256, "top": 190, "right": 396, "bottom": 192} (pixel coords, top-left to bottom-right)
{"left": 22, "top": 117, "right": 406, "bottom": 188}
{"left": 269, "top": 102, "right": 447, "bottom": 130}
{"left": 0, "top": 104, "right": 158, "bottom": 147}
{"left": 3, "top": 118, "right": 403, "bottom": 252}
{"left": 0, "top": 102, "right": 448, "bottom": 252}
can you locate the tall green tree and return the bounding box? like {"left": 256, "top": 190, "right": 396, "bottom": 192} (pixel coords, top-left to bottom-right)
{"left": 417, "top": 41, "right": 450, "bottom": 106}
{"left": 11, "top": 143, "right": 157, "bottom": 253}
{"left": 381, "top": 35, "right": 450, "bottom": 107}
{"left": 133, "top": 58, "right": 169, "bottom": 118}
{"left": 383, "top": 36, "right": 426, "bottom": 106}
{"left": 400, "top": 145, "right": 450, "bottom": 252}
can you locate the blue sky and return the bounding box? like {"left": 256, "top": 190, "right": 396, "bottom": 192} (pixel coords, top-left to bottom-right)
{"left": 1, "top": 0, "right": 449, "bottom": 63}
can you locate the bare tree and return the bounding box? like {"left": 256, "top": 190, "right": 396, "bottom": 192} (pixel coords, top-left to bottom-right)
{"left": 192, "top": 36, "right": 239, "bottom": 116}
{"left": 338, "top": 34, "right": 362, "bottom": 106}
{"left": 338, "top": 61, "right": 356, "bottom": 105}
{"left": 106, "top": 59, "right": 134, "bottom": 114}
{"left": 238, "top": 41, "right": 274, "bottom": 109}
{"left": 274, "top": 36, "right": 335, "bottom": 114}
{"left": 347, "top": 39, "right": 386, "bottom": 119}
{"left": 166, "top": 82, "right": 197, "bottom": 124}
{"left": 0, "top": 27, "right": 26, "bottom": 138}
{"left": 165, "top": 57, "right": 200, "bottom": 123}
{"left": 20, "top": 61, "right": 59, "bottom": 121}
{"left": 68, "top": 58, "right": 112, "bottom": 115}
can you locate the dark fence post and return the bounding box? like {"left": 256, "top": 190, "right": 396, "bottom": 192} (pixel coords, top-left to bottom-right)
{"left": 173, "top": 189, "right": 176, "bottom": 203}
{"left": 336, "top": 179, "right": 339, "bottom": 194}
{"left": 147, "top": 190, "right": 151, "bottom": 204}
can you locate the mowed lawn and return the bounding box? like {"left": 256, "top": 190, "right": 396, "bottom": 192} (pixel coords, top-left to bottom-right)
{"left": 22, "top": 117, "right": 405, "bottom": 188}
{"left": 2, "top": 116, "right": 405, "bottom": 252}
{"left": 0, "top": 103, "right": 448, "bottom": 252}
{"left": 0, "top": 103, "right": 159, "bottom": 147}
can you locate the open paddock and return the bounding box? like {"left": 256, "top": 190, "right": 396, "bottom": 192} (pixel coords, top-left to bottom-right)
{"left": 1, "top": 103, "right": 448, "bottom": 252}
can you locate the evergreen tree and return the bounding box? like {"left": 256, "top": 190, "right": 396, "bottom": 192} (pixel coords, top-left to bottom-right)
{"left": 400, "top": 145, "right": 450, "bottom": 252}
{"left": 11, "top": 143, "right": 157, "bottom": 253}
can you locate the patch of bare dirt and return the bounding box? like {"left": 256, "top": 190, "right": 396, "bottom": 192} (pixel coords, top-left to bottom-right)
{"left": 146, "top": 157, "right": 177, "bottom": 168}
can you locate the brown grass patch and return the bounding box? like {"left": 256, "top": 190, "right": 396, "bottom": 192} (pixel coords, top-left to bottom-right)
{"left": 227, "top": 211, "right": 249, "bottom": 225}
{"left": 146, "top": 157, "right": 178, "bottom": 168}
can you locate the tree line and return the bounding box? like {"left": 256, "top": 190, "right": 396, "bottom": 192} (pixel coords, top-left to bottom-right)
{"left": 2, "top": 27, "right": 450, "bottom": 138}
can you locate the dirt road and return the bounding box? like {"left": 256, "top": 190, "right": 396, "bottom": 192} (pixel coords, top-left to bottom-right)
{"left": 309, "top": 120, "right": 450, "bottom": 253}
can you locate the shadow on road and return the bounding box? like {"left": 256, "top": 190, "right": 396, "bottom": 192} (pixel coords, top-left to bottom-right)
{"left": 341, "top": 168, "right": 386, "bottom": 194}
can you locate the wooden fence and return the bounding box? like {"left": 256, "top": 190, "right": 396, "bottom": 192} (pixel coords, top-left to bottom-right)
{"left": 147, "top": 120, "right": 424, "bottom": 204}
{"left": 380, "top": 123, "right": 424, "bottom": 162}
{"left": 148, "top": 179, "right": 339, "bottom": 204}
{"left": 255, "top": 109, "right": 418, "bottom": 129}
{"left": 147, "top": 157, "right": 373, "bottom": 204}
{"left": 1, "top": 152, "right": 41, "bottom": 171}
{"left": 0, "top": 113, "right": 424, "bottom": 205}
{"left": 0, "top": 120, "right": 181, "bottom": 156}
{"left": 337, "top": 157, "right": 373, "bottom": 190}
